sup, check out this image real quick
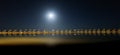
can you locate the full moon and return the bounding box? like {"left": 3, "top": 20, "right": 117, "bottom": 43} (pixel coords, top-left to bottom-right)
{"left": 47, "top": 12, "right": 56, "bottom": 20}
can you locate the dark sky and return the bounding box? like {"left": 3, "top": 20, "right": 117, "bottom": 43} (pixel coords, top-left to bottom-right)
{"left": 0, "top": 0, "right": 120, "bottom": 29}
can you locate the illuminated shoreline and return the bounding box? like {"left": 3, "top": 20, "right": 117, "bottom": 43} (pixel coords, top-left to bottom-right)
{"left": 0, "top": 29, "right": 119, "bottom": 36}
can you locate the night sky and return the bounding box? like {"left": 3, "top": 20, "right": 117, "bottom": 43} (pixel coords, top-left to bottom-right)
{"left": 0, "top": 0, "right": 120, "bottom": 29}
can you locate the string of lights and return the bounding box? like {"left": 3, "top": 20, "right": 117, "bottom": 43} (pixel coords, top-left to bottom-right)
{"left": 0, "top": 29, "right": 119, "bottom": 36}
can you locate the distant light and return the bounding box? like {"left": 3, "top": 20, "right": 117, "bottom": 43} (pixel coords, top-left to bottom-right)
{"left": 48, "top": 13, "right": 55, "bottom": 19}
{"left": 46, "top": 12, "right": 56, "bottom": 20}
